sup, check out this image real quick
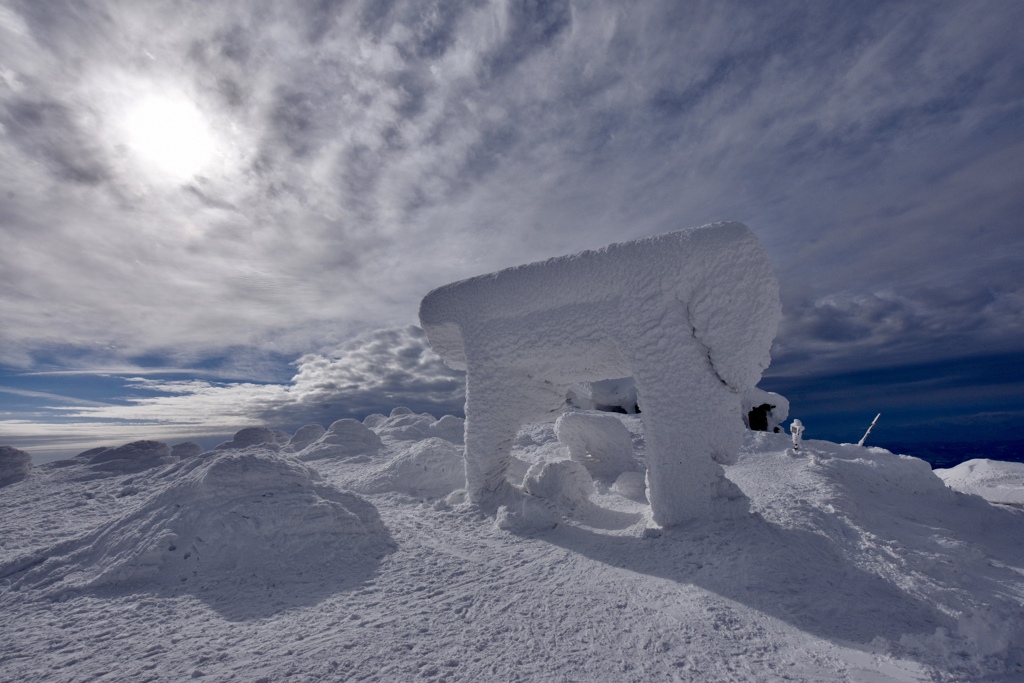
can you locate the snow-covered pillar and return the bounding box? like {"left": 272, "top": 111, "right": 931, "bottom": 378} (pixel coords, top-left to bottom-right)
{"left": 626, "top": 327, "right": 743, "bottom": 523}
{"left": 461, "top": 368, "right": 568, "bottom": 502}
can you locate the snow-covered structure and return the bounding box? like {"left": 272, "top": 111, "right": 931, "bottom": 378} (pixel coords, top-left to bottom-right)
{"left": 419, "top": 222, "right": 780, "bottom": 526}
{"left": 741, "top": 386, "right": 789, "bottom": 432}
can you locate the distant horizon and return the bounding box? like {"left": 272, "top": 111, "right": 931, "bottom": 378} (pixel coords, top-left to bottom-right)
{"left": 15, "top": 403, "right": 1024, "bottom": 470}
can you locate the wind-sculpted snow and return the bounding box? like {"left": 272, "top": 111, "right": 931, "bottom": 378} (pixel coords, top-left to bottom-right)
{"left": 426, "top": 414, "right": 466, "bottom": 445}
{"left": 286, "top": 424, "right": 327, "bottom": 452}
{"left": 555, "top": 411, "right": 639, "bottom": 483}
{"left": 2, "top": 421, "right": 1024, "bottom": 680}
{"left": 1, "top": 450, "right": 394, "bottom": 618}
{"left": 297, "top": 418, "right": 383, "bottom": 461}
{"left": 86, "top": 440, "right": 177, "bottom": 474}
{"left": 214, "top": 426, "right": 280, "bottom": 450}
{"left": 523, "top": 459, "right": 595, "bottom": 511}
{"left": 936, "top": 459, "right": 1024, "bottom": 506}
{"left": 725, "top": 433, "right": 1024, "bottom": 677}
{"left": 342, "top": 437, "right": 466, "bottom": 499}
{"left": 420, "top": 222, "right": 781, "bottom": 526}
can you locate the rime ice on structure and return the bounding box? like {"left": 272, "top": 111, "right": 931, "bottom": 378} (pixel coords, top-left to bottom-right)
{"left": 419, "top": 222, "right": 781, "bottom": 526}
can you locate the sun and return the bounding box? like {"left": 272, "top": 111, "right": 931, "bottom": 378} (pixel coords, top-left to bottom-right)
{"left": 125, "top": 95, "right": 217, "bottom": 179}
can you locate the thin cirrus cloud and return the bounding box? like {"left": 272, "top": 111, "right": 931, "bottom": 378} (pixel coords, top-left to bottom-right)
{"left": 0, "top": 1, "right": 1022, "bottom": 450}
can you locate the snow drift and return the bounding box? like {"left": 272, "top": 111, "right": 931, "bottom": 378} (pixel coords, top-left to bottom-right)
{"left": 297, "top": 418, "right": 383, "bottom": 461}
{"left": 85, "top": 440, "right": 178, "bottom": 474}
{"left": 2, "top": 450, "right": 394, "bottom": 610}
{"left": 342, "top": 437, "right": 466, "bottom": 499}
{"left": 214, "top": 426, "right": 281, "bottom": 450}
{"left": 420, "top": 221, "right": 781, "bottom": 526}
{"left": 936, "top": 458, "right": 1024, "bottom": 506}
{"left": 555, "top": 411, "right": 639, "bottom": 483}
{"left": 2, "top": 417, "right": 1024, "bottom": 680}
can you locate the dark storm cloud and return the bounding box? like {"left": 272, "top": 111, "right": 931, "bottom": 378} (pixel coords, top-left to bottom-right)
{"left": 771, "top": 283, "right": 1023, "bottom": 377}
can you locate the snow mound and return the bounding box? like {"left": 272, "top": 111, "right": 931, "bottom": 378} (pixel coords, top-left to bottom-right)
{"left": 75, "top": 446, "right": 110, "bottom": 459}
{"left": 287, "top": 424, "right": 326, "bottom": 452}
{"left": 523, "top": 459, "right": 595, "bottom": 510}
{"left": 555, "top": 412, "right": 638, "bottom": 483}
{"left": 935, "top": 458, "right": 1024, "bottom": 506}
{"left": 215, "top": 426, "right": 279, "bottom": 450}
{"left": 6, "top": 450, "right": 394, "bottom": 602}
{"left": 0, "top": 445, "right": 31, "bottom": 486}
{"left": 344, "top": 437, "right": 465, "bottom": 499}
{"left": 86, "top": 441, "right": 176, "bottom": 473}
{"left": 371, "top": 408, "right": 436, "bottom": 442}
{"left": 725, "top": 432, "right": 1024, "bottom": 676}
{"left": 362, "top": 413, "right": 387, "bottom": 428}
{"left": 493, "top": 459, "right": 602, "bottom": 532}
{"left": 612, "top": 471, "right": 648, "bottom": 501}
{"left": 365, "top": 410, "right": 464, "bottom": 446}
{"left": 170, "top": 442, "right": 202, "bottom": 458}
{"left": 428, "top": 414, "right": 465, "bottom": 445}
{"left": 420, "top": 221, "right": 780, "bottom": 526}
{"left": 297, "top": 418, "right": 383, "bottom": 461}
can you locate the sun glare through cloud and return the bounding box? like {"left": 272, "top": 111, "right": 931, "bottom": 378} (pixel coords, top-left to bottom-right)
{"left": 124, "top": 94, "right": 217, "bottom": 179}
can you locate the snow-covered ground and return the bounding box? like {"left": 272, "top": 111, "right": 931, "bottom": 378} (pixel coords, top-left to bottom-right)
{"left": 936, "top": 459, "right": 1024, "bottom": 507}
{"left": 2, "top": 411, "right": 1022, "bottom": 682}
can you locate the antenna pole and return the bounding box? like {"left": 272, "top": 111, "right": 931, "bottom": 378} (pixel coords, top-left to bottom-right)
{"left": 857, "top": 413, "right": 881, "bottom": 447}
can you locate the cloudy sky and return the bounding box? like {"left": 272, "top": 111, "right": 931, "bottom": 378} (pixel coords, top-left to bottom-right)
{"left": 1, "top": 0, "right": 1022, "bottom": 460}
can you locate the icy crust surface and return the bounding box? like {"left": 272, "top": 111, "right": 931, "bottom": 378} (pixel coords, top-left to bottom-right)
{"left": 935, "top": 458, "right": 1024, "bottom": 506}
{"left": 420, "top": 222, "right": 781, "bottom": 526}
{"left": 2, "top": 424, "right": 1023, "bottom": 682}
